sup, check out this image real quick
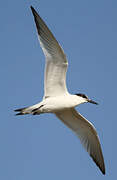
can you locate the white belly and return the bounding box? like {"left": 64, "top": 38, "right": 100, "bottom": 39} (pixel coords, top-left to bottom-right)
{"left": 40, "top": 94, "right": 80, "bottom": 113}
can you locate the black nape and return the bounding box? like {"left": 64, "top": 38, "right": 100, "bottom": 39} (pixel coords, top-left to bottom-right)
{"left": 75, "top": 93, "right": 88, "bottom": 99}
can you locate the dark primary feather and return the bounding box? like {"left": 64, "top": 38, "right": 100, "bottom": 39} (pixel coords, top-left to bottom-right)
{"left": 30, "top": 6, "right": 66, "bottom": 60}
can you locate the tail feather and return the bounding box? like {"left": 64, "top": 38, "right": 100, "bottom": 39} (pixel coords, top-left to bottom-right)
{"left": 15, "top": 112, "right": 26, "bottom": 116}
{"left": 14, "top": 104, "right": 43, "bottom": 116}
{"left": 14, "top": 107, "right": 27, "bottom": 112}
{"left": 14, "top": 106, "right": 31, "bottom": 115}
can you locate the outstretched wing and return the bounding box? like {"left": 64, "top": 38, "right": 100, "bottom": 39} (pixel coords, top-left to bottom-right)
{"left": 31, "top": 6, "right": 68, "bottom": 98}
{"left": 55, "top": 108, "right": 105, "bottom": 174}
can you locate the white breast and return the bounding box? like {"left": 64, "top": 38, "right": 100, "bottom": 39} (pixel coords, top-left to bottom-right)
{"left": 41, "top": 95, "right": 82, "bottom": 113}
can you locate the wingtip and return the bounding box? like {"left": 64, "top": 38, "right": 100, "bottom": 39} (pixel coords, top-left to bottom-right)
{"left": 100, "top": 165, "right": 105, "bottom": 175}
{"left": 30, "top": 5, "right": 33, "bottom": 8}
{"left": 30, "top": 6, "right": 34, "bottom": 11}
{"left": 91, "top": 154, "right": 106, "bottom": 175}
{"left": 102, "top": 168, "right": 106, "bottom": 175}
{"left": 30, "top": 6, "right": 36, "bottom": 14}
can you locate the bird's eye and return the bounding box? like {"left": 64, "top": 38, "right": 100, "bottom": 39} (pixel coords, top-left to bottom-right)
{"left": 82, "top": 94, "right": 87, "bottom": 98}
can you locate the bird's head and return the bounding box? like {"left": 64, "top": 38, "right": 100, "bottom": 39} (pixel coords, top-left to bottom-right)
{"left": 75, "top": 93, "right": 98, "bottom": 105}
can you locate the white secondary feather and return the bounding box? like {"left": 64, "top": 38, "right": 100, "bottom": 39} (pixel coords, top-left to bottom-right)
{"left": 31, "top": 7, "right": 68, "bottom": 98}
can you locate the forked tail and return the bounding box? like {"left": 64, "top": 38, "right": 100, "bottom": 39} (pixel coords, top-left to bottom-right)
{"left": 14, "top": 107, "right": 31, "bottom": 115}
{"left": 14, "top": 104, "right": 43, "bottom": 115}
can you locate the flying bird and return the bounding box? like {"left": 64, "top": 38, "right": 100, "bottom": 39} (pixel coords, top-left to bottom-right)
{"left": 15, "top": 6, "right": 105, "bottom": 175}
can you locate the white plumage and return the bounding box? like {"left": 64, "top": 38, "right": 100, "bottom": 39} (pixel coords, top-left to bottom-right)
{"left": 15, "top": 6, "right": 105, "bottom": 175}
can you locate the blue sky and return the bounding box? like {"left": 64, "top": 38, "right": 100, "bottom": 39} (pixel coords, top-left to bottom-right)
{"left": 0, "top": 0, "right": 116, "bottom": 179}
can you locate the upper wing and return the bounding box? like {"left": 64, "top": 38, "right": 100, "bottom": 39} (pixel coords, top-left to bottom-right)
{"left": 55, "top": 108, "right": 105, "bottom": 175}
{"left": 31, "top": 6, "right": 68, "bottom": 98}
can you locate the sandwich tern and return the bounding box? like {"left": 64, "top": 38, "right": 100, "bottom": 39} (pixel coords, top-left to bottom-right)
{"left": 15, "top": 6, "right": 105, "bottom": 175}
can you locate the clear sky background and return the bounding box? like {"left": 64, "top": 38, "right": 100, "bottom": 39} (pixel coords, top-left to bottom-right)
{"left": 0, "top": 0, "right": 116, "bottom": 179}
